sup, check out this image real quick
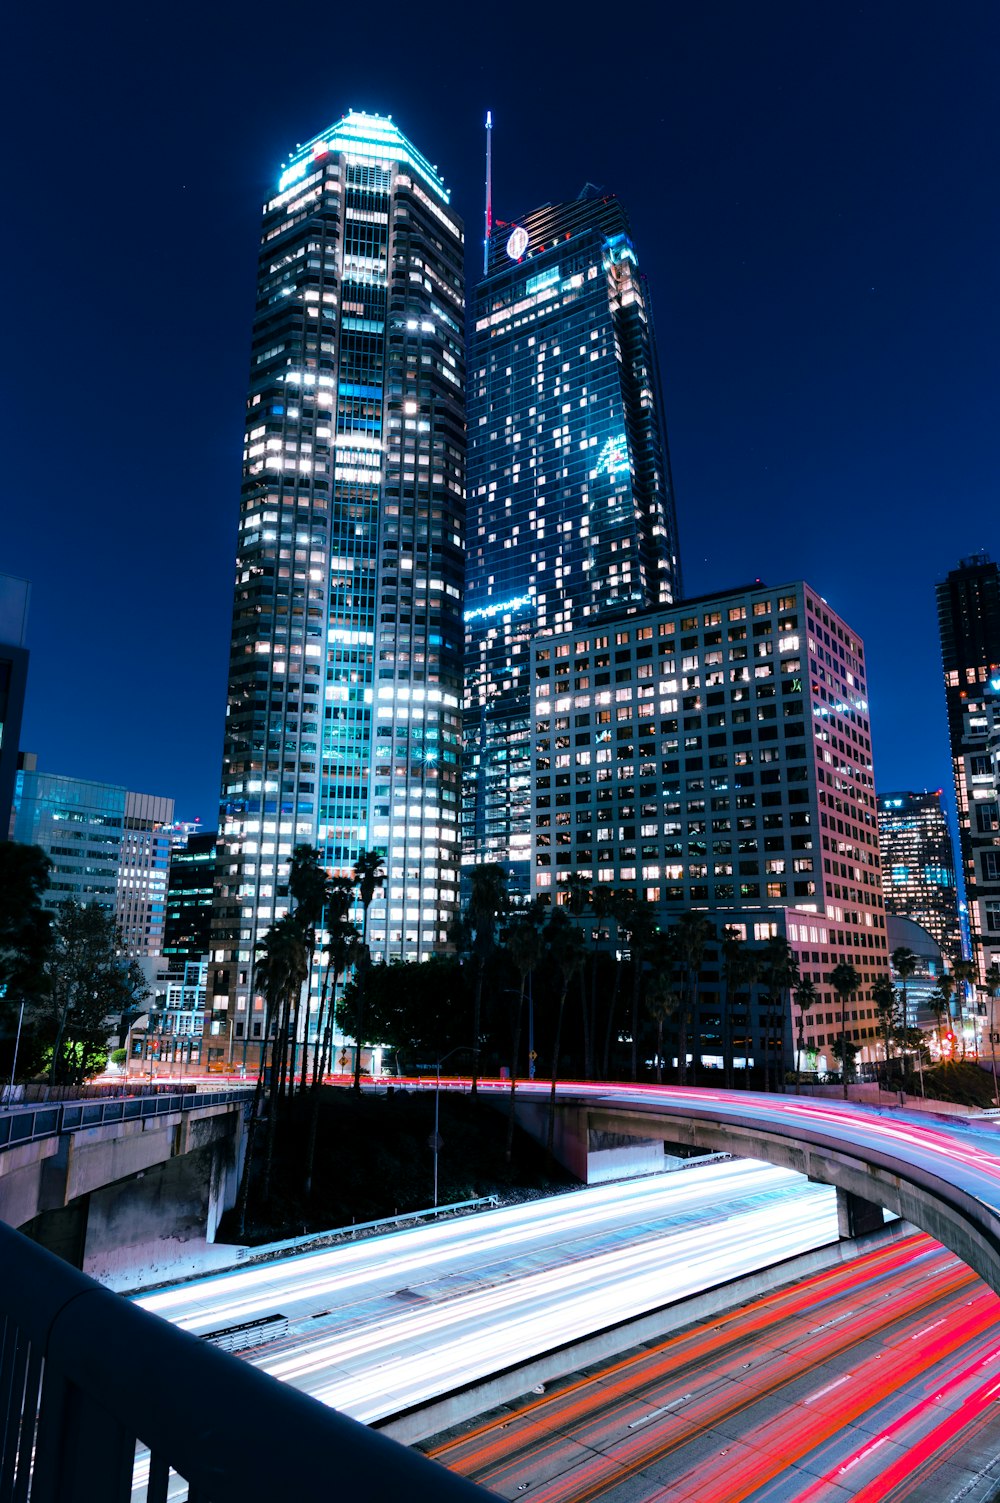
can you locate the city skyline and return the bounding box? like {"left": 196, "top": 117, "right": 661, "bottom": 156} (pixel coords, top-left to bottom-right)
{"left": 4, "top": 3, "right": 997, "bottom": 825}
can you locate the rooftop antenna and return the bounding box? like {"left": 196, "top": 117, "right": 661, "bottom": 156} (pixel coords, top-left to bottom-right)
{"left": 484, "top": 110, "right": 493, "bottom": 277}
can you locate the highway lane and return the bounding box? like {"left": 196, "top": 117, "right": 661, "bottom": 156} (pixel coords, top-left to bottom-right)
{"left": 135, "top": 1159, "right": 843, "bottom": 1426}
{"left": 426, "top": 1231, "right": 1000, "bottom": 1502}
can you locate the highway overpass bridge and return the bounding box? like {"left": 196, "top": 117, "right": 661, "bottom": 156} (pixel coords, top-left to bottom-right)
{"left": 0, "top": 1087, "right": 251, "bottom": 1283}
{"left": 501, "top": 1081, "right": 1000, "bottom": 1296}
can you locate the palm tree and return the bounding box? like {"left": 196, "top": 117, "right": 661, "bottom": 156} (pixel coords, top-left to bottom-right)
{"left": 503, "top": 907, "right": 545, "bottom": 1162}
{"left": 589, "top": 884, "right": 617, "bottom": 1080}
{"left": 735, "top": 946, "right": 761, "bottom": 1087}
{"left": 237, "top": 913, "right": 307, "bottom": 1226}
{"left": 761, "top": 937, "right": 800, "bottom": 1093}
{"left": 951, "top": 956, "right": 976, "bottom": 1058}
{"left": 720, "top": 925, "right": 745, "bottom": 1089}
{"left": 891, "top": 946, "right": 918, "bottom": 1029}
{"left": 618, "top": 896, "right": 659, "bottom": 1082}
{"left": 871, "top": 974, "right": 896, "bottom": 1083}
{"left": 287, "top": 843, "right": 329, "bottom": 1094}
{"left": 930, "top": 969, "right": 955, "bottom": 1060}
{"left": 827, "top": 962, "right": 862, "bottom": 1099}
{"left": 559, "top": 874, "right": 593, "bottom": 1075}
{"left": 465, "top": 862, "right": 509, "bottom": 1095}
{"left": 351, "top": 849, "right": 385, "bottom": 1093}
{"left": 646, "top": 933, "right": 680, "bottom": 1084}
{"left": 544, "top": 908, "right": 586, "bottom": 1154}
{"left": 793, "top": 977, "right": 818, "bottom": 1078}
{"left": 981, "top": 962, "right": 1000, "bottom": 1105}
{"left": 671, "top": 911, "right": 715, "bottom": 1087}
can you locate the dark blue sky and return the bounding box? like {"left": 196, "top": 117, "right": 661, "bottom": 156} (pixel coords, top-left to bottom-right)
{"left": 4, "top": 2, "right": 997, "bottom": 823}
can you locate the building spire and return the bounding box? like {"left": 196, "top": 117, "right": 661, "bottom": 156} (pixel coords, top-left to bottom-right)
{"left": 484, "top": 110, "right": 493, "bottom": 277}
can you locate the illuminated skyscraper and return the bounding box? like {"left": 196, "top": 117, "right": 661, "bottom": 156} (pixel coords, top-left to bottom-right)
{"left": 877, "top": 790, "right": 962, "bottom": 962}
{"left": 936, "top": 555, "right": 1000, "bottom": 981}
{"left": 464, "top": 190, "right": 681, "bottom": 885}
{"left": 209, "top": 113, "right": 465, "bottom": 1063}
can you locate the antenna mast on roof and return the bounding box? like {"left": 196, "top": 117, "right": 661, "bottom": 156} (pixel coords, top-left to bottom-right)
{"left": 483, "top": 110, "right": 493, "bottom": 277}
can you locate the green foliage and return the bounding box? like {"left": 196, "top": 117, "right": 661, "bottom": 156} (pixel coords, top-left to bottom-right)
{"left": 922, "top": 1061, "right": 997, "bottom": 1108}
{"left": 350, "top": 955, "right": 469, "bottom": 1067}
{"left": 0, "top": 842, "right": 52, "bottom": 1030}
{"left": 41, "top": 902, "right": 148, "bottom": 1086}
{"left": 110, "top": 1047, "right": 127, "bottom": 1067}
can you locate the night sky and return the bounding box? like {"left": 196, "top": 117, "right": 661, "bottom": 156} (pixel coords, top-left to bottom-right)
{"left": 5, "top": 2, "right": 997, "bottom": 825}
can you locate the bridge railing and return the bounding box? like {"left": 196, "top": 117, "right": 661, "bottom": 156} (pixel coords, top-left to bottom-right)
{"left": 0, "top": 1218, "right": 489, "bottom": 1503}
{"left": 0, "top": 1089, "right": 255, "bottom": 1151}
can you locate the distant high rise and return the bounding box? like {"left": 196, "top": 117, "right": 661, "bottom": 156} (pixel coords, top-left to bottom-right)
{"left": 936, "top": 555, "right": 1000, "bottom": 981}
{"left": 163, "top": 830, "right": 216, "bottom": 967}
{"left": 525, "top": 581, "right": 888, "bottom": 1071}
{"left": 877, "top": 791, "right": 962, "bottom": 962}
{"left": 463, "top": 189, "right": 681, "bottom": 884}
{"left": 0, "top": 574, "right": 30, "bottom": 841}
{"left": 210, "top": 113, "right": 465, "bottom": 1064}
{"left": 12, "top": 759, "right": 173, "bottom": 958}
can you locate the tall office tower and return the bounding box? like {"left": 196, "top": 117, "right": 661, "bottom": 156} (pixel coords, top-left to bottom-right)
{"left": 463, "top": 189, "right": 681, "bottom": 888}
{"left": 877, "top": 790, "right": 962, "bottom": 961}
{"left": 0, "top": 574, "right": 30, "bottom": 841}
{"left": 936, "top": 555, "right": 1000, "bottom": 981}
{"left": 526, "top": 581, "right": 888, "bottom": 1069}
{"left": 210, "top": 113, "right": 464, "bottom": 1063}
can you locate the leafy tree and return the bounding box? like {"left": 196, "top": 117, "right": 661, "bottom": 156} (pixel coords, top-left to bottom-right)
{"left": 827, "top": 962, "right": 862, "bottom": 1098}
{"left": 351, "top": 849, "right": 385, "bottom": 1093}
{"left": 43, "top": 902, "right": 148, "bottom": 1086}
{"left": 831, "top": 1034, "right": 859, "bottom": 1084}
{"left": 0, "top": 843, "right": 52, "bottom": 1048}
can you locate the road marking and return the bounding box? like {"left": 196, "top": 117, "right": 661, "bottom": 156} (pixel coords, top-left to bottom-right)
{"left": 809, "top": 1312, "right": 854, "bottom": 1333}
{"left": 628, "top": 1396, "right": 691, "bottom": 1428}
{"left": 912, "top": 1319, "right": 946, "bottom": 1339}
{"left": 804, "top": 1374, "right": 852, "bottom": 1404}
{"left": 839, "top": 1436, "right": 889, "bottom": 1473}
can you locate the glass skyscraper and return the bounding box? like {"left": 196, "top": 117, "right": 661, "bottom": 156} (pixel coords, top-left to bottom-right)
{"left": 937, "top": 554, "right": 1000, "bottom": 982}
{"left": 210, "top": 113, "right": 465, "bottom": 1061}
{"left": 463, "top": 189, "right": 681, "bottom": 885}
{"left": 877, "top": 790, "right": 962, "bottom": 962}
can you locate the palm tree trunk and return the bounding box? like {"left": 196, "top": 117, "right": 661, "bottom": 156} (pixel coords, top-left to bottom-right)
{"left": 506, "top": 978, "right": 526, "bottom": 1164}
{"left": 547, "top": 989, "right": 568, "bottom": 1156}
{"left": 602, "top": 958, "right": 622, "bottom": 1077}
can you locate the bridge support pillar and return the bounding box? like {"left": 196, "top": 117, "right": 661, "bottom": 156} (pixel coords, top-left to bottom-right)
{"left": 836, "top": 1187, "right": 884, "bottom": 1239}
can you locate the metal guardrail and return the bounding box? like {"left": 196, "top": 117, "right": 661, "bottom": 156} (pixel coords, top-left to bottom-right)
{"left": 0, "top": 1219, "right": 490, "bottom": 1503}
{"left": 0, "top": 1088, "right": 255, "bottom": 1151}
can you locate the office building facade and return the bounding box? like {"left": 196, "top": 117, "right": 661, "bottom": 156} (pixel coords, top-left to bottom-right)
{"left": 464, "top": 189, "right": 681, "bottom": 887}
{"left": 936, "top": 555, "right": 1000, "bottom": 981}
{"left": 527, "top": 580, "right": 888, "bottom": 1068}
{"left": 877, "top": 790, "right": 962, "bottom": 963}
{"left": 163, "top": 830, "right": 216, "bottom": 968}
{"left": 12, "top": 759, "right": 173, "bottom": 959}
{"left": 211, "top": 113, "right": 465, "bottom": 1060}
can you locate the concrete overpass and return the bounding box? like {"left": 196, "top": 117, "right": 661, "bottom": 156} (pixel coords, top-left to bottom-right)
{"left": 0, "top": 1088, "right": 252, "bottom": 1284}
{"left": 496, "top": 1081, "right": 1000, "bottom": 1294}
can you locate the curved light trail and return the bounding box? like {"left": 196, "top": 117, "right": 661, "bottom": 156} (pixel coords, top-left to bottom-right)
{"left": 429, "top": 1232, "right": 1000, "bottom": 1502}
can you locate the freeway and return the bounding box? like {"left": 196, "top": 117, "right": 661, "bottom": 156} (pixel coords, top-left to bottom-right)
{"left": 467, "top": 1080, "right": 1000, "bottom": 1293}
{"left": 137, "top": 1158, "right": 844, "bottom": 1425}
{"left": 426, "top": 1230, "right": 1000, "bottom": 1502}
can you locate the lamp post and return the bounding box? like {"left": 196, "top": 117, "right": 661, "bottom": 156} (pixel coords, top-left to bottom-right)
{"left": 432, "top": 1046, "right": 479, "bottom": 1209}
